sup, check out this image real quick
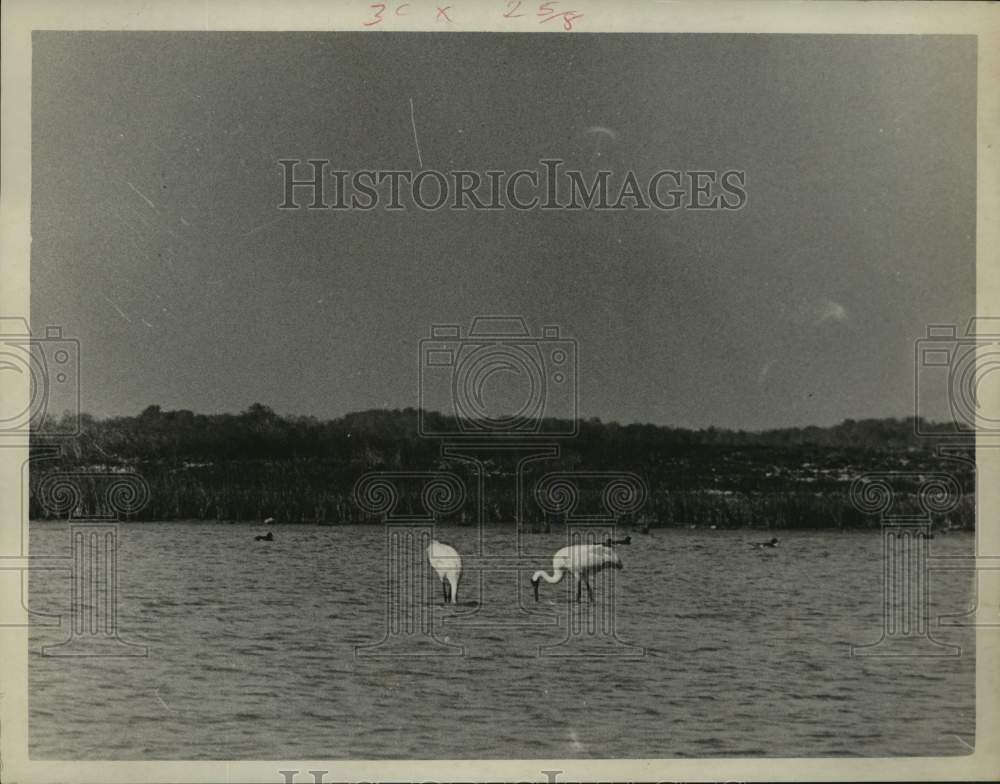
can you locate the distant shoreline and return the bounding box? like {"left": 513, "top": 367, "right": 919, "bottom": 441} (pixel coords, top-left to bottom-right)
{"left": 29, "top": 408, "right": 976, "bottom": 530}
{"left": 27, "top": 518, "right": 975, "bottom": 533}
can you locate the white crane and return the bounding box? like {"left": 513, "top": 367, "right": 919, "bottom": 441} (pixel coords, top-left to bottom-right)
{"left": 531, "top": 543, "right": 623, "bottom": 603}
{"left": 426, "top": 539, "right": 462, "bottom": 605}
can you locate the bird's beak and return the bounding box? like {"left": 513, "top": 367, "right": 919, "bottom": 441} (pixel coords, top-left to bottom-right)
{"left": 532, "top": 579, "right": 539, "bottom": 602}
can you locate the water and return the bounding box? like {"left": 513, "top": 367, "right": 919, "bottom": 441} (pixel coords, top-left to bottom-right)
{"left": 29, "top": 522, "right": 976, "bottom": 759}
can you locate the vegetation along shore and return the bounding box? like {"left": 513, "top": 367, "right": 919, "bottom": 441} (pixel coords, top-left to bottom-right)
{"left": 30, "top": 405, "right": 975, "bottom": 530}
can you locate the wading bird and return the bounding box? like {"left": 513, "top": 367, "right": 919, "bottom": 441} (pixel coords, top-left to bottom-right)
{"left": 427, "top": 539, "right": 462, "bottom": 605}
{"left": 750, "top": 537, "right": 779, "bottom": 549}
{"left": 531, "top": 544, "right": 623, "bottom": 603}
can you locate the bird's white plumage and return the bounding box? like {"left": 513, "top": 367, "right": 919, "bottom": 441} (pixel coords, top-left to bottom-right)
{"left": 531, "top": 544, "right": 623, "bottom": 601}
{"left": 427, "top": 539, "right": 462, "bottom": 604}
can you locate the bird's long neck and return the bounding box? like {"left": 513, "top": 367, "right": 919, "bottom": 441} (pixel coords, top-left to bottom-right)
{"left": 532, "top": 568, "right": 564, "bottom": 585}
{"left": 531, "top": 567, "right": 565, "bottom": 601}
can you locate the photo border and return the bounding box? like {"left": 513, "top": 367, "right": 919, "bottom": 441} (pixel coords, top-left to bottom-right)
{"left": 2, "top": 1, "right": 998, "bottom": 781}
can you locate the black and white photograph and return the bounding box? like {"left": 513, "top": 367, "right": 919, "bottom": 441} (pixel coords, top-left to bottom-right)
{"left": 1, "top": 2, "right": 998, "bottom": 782}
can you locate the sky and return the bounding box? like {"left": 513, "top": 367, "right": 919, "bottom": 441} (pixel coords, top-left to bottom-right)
{"left": 31, "top": 32, "right": 976, "bottom": 430}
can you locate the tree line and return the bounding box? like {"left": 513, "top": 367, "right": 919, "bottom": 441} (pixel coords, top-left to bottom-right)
{"left": 30, "top": 405, "right": 975, "bottom": 529}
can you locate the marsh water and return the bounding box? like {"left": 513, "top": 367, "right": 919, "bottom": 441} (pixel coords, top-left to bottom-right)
{"left": 28, "top": 522, "right": 976, "bottom": 759}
